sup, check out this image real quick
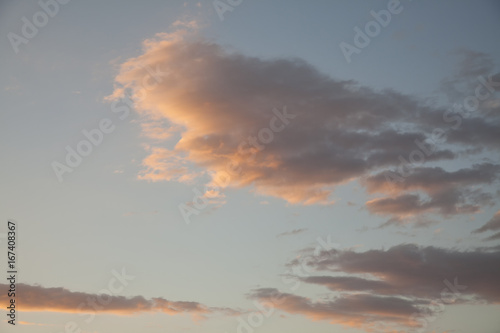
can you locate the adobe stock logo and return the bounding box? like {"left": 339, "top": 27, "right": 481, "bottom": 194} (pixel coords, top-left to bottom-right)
{"left": 213, "top": 0, "right": 244, "bottom": 21}
{"left": 51, "top": 119, "right": 116, "bottom": 182}
{"left": 7, "top": 0, "right": 71, "bottom": 54}
{"left": 51, "top": 64, "right": 167, "bottom": 182}
{"left": 339, "top": 0, "right": 410, "bottom": 63}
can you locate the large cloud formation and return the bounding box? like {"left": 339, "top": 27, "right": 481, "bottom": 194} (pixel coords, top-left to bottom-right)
{"left": 248, "top": 244, "right": 500, "bottom": 331}
{"left": 0, "top": 283, "right": 237, "bottom": 318}
{"left": 107, "top": 30, "right": 500, "bottom": 223}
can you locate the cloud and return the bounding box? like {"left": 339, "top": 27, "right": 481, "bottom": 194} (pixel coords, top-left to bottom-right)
{"left": 172, "top": 19, "right": 199, "bottom": 30}
{"left": 290, "top": 244, "right": 500, "bottom": 303}
{"left": 138, "top": 146, "right": 200, "bottom": 183}
{"left": 248, "top": 288, "right": 427, "bottom": 331}
{"left": 276, "top": 228, "right": 307, "bottom": 238}
{"left": 472, "top": 210, "right": 500, "bottom": 241}
{"left": 106, "top": 31, "right": 500, "bottom": 223}
{"left": 366, "top": 188, "right": 494, "bottom": 225}
{"left": 474, "top": 210, "right": 500, "bottom": 234}
{"left": 364, "top": 164, "right": 500, "bottom": 195}
{"left": 0, "top": 283, "right": 238, "bottom": 318}
{"left": 299, "top": 275, "right": 392, "bottom": 293}
{"left": 18, "top": 321, "right": 56, "bottom": 326}
{"left": 244, "top": 244, "right": 500, "bottom": 331}
{"left": 140, "top": 120, "right": 177, "bottom": 141}
{"left": 440, "top": 49, "right": 500, "bottom": 104}
{"left": 364, "top": 164, "right": 499, "bottom": 225}
{"left": 485, "top": 232, "right": 500, "bottom": 241}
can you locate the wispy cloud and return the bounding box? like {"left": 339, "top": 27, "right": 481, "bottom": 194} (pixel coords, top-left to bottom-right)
{"left": 474, "top": 210, "right": 500, "bottom": 241}
{"left": 276, "top": 228, "right": 307, "bottom": 238}
{"left": 0, "top": 283, "right": 240, "bottom": 319}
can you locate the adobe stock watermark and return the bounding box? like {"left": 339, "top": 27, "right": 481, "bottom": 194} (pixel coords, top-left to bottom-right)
{"left": 7, "top": 0, "right": 71, "bottom": 54}
{"left": 234, "top": 235, "right": 340, "bottom": 333}
{"left": 280, "top": 235, "right": 341, "bottom": 291}
{"left": 339, "top": 0, "right": 410, "bottom": 64}
{"left": 58, "top": 267, "right": 135, "bottom": 333}
{"left": 213, "top": 0, "right": 244, "bottom": 21}
{"left": 51, "top": 64, "right": 168, "bottom": 182}
{"left": 409, "top": 277, "right": 467, "bottom": 333}
{"left": 178, "top": 105, "right": 296, "bottom": 224}
{"left": 383, "top": 73, "right": 500, "bottom": 187}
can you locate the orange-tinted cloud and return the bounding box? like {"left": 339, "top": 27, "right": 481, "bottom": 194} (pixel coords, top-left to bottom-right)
{"left": 0, "top": 283, "right": 238, "bottom": 318}
{"left": 138, "top": 146, "right": 200, "bottom": 183}
{"left": 106, "top": 31, "right": 500, "bottom": 221}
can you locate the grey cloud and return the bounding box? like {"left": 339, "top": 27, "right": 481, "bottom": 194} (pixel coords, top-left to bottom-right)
{"left": 474, "top": 210, "right": 500, "bottom": 234}
{"left": 247, "top": 288, "right": 428, "bottom": 330}
{"left": 292, "top": 244, "right": 500, "bottom": 303}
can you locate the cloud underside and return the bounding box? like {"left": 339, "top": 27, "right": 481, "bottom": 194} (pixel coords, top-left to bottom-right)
{"left": 0, "top": 283, "right": 236, "bottom": 318}
{"left": 249, "top": 244, "right": 500, "bottom": 331}
{"left": 107, "top": 30, "right": 500, "bottom": 224}
{"left": 474, "top": 210, "right": 500, "bottom": 240}
{"left": 249, "top": 288, "right": 426, "bottom": 331}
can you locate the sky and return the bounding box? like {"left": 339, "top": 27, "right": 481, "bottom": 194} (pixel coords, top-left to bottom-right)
{"left": 1, "top": 0, "right": 500, "bottom": 332}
